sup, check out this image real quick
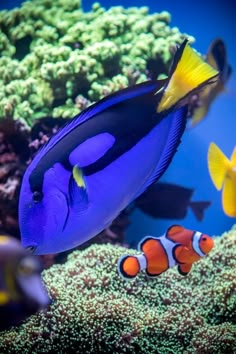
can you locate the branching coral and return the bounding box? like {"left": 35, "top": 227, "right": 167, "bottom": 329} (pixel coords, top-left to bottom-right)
{"left": 0, "top": 0, "right": 193, "bottom": 124}
{"left": 0, "top": 118, "right": 29, "bottom": 236}
{"left": 0, "top": 226, "right": 235, "bottom": 353}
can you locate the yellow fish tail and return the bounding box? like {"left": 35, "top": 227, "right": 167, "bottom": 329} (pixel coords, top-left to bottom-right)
{"left": 207, "top": 142, "right": 230, "bottom": 190}
{"left": 222, "top": 176, "right": 236, "bottom": 217}
{"left": 191, "top": 104, "right": 210, "bottom": 127}
{"left": 157, "top": 40, "right": 219, "bottom": 113}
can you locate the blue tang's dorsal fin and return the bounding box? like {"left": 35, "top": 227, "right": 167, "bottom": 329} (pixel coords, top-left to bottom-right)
{"left": 39, "top": 80, "right": 165, "bottom": 158}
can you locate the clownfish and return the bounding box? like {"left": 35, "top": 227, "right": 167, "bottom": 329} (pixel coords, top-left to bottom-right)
{"left": 117, "top": 225, "right": 214, "bottom": 279}
{"left": 19, "top": 40, "right": 218, "bottom": 255}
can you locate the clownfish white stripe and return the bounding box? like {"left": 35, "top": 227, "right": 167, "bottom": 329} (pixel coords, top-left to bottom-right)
{"left": 136, "top": 254, "right": 147, "bottom": 271}
{"left": 160, "top": 236, "right": 176, "bottom": 268}
{"left": 192, "top": 231, "right": 205, "bottom": 257}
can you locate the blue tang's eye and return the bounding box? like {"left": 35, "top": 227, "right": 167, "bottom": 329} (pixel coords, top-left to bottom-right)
{"left": 33, "top": 191, "right": 43, "bottom": 203}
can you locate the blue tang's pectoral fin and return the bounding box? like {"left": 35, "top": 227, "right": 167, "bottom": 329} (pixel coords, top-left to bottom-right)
{"left": 69, "top": 165, "right": 89, "bottom": 210}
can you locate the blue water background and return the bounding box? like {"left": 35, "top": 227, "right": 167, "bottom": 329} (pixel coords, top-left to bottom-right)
{"left": 0, "top": 0, "right": 235, "bottom": 242}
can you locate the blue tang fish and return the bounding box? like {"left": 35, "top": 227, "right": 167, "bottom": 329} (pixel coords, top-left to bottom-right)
{"left": 19, "top": 40, "right": 218, "bottom": 255}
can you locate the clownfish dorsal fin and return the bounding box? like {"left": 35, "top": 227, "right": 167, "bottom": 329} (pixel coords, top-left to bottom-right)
{"left": 137, "top": 236, "right": 158, "bottom": 253}
{"left": 177, "top": 263, "right": 192, "bottom": 276}
{"left": 173, "top": 245, "right": 190, "bottom": 264}
{"left": 166, "top": 224, "right": 185, "bottom": 237}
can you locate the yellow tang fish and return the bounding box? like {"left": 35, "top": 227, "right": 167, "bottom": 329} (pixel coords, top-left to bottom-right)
{"left": 207, "top": 142, "right": 236, "bottom": 217}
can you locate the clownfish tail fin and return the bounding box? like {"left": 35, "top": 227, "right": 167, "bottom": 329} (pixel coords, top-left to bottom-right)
{"left": 117, "top": 255, "right": 140, "bottom": 280}
{"left": 157, "top": 39, "right": 219, "bottom": 113}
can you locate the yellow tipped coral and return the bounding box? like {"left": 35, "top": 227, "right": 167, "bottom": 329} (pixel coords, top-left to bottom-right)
{"left": 0, "top": 0, "right": 193, "bottom": 125}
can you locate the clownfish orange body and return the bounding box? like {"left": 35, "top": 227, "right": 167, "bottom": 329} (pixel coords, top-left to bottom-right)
{"left": 118, "top": 225, "right": 214, "bottom": 279}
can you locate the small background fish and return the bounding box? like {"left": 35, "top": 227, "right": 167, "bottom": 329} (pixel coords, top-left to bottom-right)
{"left": 188, "top": 38, "right": 232, "bottom": 127}
{"left": 134, "top": 182, "right": 211, "bottom": 221}
{"left": 0, "top": 234, "right": 50, "bottom": 331}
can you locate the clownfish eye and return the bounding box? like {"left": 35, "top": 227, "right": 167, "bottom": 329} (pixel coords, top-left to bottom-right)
{"left": 33, "top": 191, "right": 43, "bottom": 203}
{"left": 202, "top": 236, "right": 207, "bottom": 241}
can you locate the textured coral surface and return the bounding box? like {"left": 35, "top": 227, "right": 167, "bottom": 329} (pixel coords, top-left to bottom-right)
{"left": 0, "top": 0, "right": 192, "bottom": 124}
{"left": 0, "top": 226, "right": 235, "bottom": 353}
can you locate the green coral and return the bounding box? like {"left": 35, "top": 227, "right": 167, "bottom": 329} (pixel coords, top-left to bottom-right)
{"left": 0, "top": 226, "right": 235, "bottom": 353}
{"left": 0, "top": 0, "right": 193, "bottom": 125}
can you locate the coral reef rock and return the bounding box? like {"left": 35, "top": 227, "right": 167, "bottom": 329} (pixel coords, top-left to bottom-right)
{"left": 0, "top": 0, "right": 193, "bottom": 125}
{"left": 0, "top": 226, "right": 235, "bottom": 353}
